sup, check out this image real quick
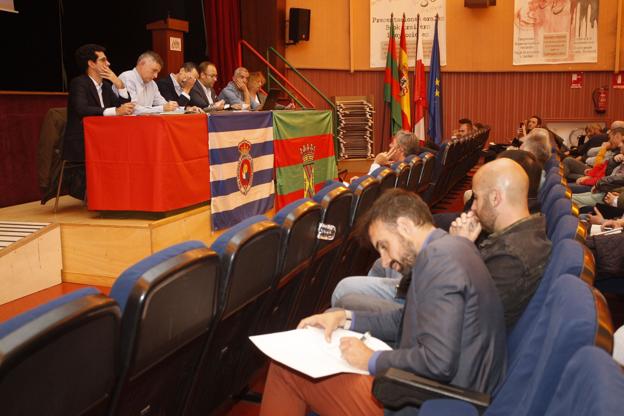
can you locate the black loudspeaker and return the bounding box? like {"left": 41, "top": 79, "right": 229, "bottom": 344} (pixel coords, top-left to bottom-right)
{"left": 289, "top": 8, "right": 310, "bottom": 43}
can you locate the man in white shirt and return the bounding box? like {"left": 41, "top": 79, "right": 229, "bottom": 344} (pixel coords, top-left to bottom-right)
{"left": 117, "top": 51, "right": 179, "bottom": 114}
{"left": 190, "top": 61, "right": 225, "bottom": 111}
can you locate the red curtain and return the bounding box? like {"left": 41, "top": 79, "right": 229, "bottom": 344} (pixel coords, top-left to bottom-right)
{"left": 204, "top": 0, "right": 241, "bottom": 92}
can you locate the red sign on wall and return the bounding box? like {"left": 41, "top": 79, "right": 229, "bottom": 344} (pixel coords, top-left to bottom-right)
{"left": 613, "top": 73, "right": 624, "bottom": 90}
{"left": 570, "top": 72, "right": 583, "bottom": 89}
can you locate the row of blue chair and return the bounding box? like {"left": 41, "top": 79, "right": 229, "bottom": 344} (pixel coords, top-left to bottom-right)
{"left": 372, "top": 154, "right": 623, "bottom": 415}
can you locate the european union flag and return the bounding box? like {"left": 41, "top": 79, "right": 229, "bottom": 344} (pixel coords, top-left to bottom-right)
{"left": 427, "top": 15, "right": 443, "bottom": 145}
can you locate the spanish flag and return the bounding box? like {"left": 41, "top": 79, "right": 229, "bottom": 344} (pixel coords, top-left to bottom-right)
{"left": 399, "top": 13, "right": 411, "bottom": 131}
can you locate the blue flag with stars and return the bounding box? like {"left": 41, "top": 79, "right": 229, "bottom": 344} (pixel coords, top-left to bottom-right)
{"left": 427, "top": 15, "right": 443, "bottom": 145}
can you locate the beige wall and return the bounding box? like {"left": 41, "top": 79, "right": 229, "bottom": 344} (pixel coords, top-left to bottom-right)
{"left": 285, "top": 0, "right": 624, "bottom": 72}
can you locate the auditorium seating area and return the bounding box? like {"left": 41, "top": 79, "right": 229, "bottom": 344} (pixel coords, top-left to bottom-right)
{"left": 3, "top": 145, "right": 624, "bottom": 416}
{"left": 372, "top": 153, "right": 624, "bottom": 415}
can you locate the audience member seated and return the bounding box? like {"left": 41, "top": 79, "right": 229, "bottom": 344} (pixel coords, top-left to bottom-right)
{"left": 335, "top": 158, "right": 550, "bottom": 329}
{"left": 520, "top": 127, "right": 552, "bottom": 188}
{"left": 189, "top": 61, "right": 225, "bottom": 111}
{"left": 259, "top": 189, "right": 506, "bottom": 416}
{"left": 62, "top": 43, "right": 134, "bottom": 199}
{"left": 572, "top": 127, "right": 624, "bottom": 208}
{"left": 366, "top": 130, "right": 423, "bottom": 175}
{"left": 117, "top": 51, "right": 179, "bottom": 114}
{"left": 450, "top": 158, "right": 551, "bottom": 327}
{"left": 564, "top": 121, "right": 624, "bottom": 182}
{"left": 452, "top": 118, "right": 475, "bottom": 139}
{"left": 155, "top": 61, "right": 202, "bottom": 112}
{"left": 567, "top": 122, "right": 607, "bottom": 158}
{"left": 516, "top": 115, "right": 566, "bottom": 153}
{"left": 247, "top": 71, "right": 294, "bottom": 111}
{"left": 218, "top": 66, "right": 251, "bottom": 110}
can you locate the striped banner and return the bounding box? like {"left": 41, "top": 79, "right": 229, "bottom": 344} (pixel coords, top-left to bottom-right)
{"left": 273, "top": 110, "right": 337, "bottom": 210}
{"left": 208, "top": 112, "right": 275, "bottom": 230}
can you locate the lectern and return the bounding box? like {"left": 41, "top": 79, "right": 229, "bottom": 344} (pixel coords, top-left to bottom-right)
{"left": 145, "top": 17, "right": 189, "bottom": 77}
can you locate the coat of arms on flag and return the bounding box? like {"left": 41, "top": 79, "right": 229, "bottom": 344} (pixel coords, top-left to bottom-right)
{"left": 300, "top": 144, "right": 316, "bottom": 198}
{"left": 208, "top": 112, "right": 275, "bottom": 230}
{"left": 237, "top": 140, "right": 253, "bottom": 195}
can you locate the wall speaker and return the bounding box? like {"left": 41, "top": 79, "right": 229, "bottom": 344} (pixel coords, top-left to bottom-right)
{"left": 289, "top": 8, "right": 310, "bottom": 43}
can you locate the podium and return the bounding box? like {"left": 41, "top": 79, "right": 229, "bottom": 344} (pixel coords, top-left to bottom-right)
{"left": 146, "top": 17, "right": 189, "bottom": 76}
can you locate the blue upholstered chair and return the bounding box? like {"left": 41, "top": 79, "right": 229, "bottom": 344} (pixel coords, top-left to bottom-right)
{"left": 391, "top": 161, "right": 411, "bottom": 189}
{"left": 374, "top": 275, "right": 614, "bottom": 416}
{"left": 267, "top": 198, "right": 322, "bottom": 332}
{"left": 545, "top": 346, "right": 624, "bottom": 415}
{"left": 185, "top": 215, "right": 281, "bottom": 415}
{"left": 549, "top": 214, "right": 586, "bottom": 245}
{"left": 108, "top": 241, "right": 220, "bottom": 416}
{"left": 371, "top": 166, "right": 397, "bottom": 193}
{"left": 417, "top": 152, "right": 436, "bottom": 194}
{"left": 541, "top": 183, "right": 570, "bottom": 215}
{"left": 404, "top": 155, "right": 423, "bottom": 194}
{"left": 289, "top": 181, "right": 353, "bottom": 322}
{"left": 0, "top": 288, "right": 119, "bottom": 416}
{"left": 539, "top": 172, "right": 567, "bottom": 203}
{"left": 545, "top": 198, "right": 579, "bottom": 237}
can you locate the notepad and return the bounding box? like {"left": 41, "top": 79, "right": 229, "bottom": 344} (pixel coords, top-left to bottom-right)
{"left": 249, "top": 327, "right": 392, "bottom": 378}
{"left": 590, "top": 225, "right": 623, "bottom": 236}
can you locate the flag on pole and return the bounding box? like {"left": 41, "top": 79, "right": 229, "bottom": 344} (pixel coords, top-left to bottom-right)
{"left": 427, "top": 15, "right": 443, "bottom": 145}
{"left": 399, "top": 13, "right": 411, "bottom": 131}
{"left": 412, "top": 14, "right": 427, "bottom": 144}
{"left": 384, "top": 13, "right": 402, "bottom": 137}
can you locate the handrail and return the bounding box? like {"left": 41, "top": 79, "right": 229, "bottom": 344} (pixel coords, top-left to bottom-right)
{"left": 237, "top": 40, "right": 315, "bottom": 108}
{"left": 267, "top": 74, "right": 306, "bottom": 109}
{"left": 266, "top": 46, "right": 336, "bottom": 113}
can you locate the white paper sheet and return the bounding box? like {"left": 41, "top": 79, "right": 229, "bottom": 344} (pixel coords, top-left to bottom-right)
{"left": 590, "top": 225, "right": 623, "bottom": 236}
{"left": 249, "top": 327, "right": 392, "bottom": 378}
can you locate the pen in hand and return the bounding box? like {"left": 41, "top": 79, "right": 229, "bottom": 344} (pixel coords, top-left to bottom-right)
{"left": 360, "top": 331, "right": 371, "bottom": 342}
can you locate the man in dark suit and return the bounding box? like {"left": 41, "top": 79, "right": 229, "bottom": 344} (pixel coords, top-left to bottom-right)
{"left": 189, "top": 61, "right": 225, "bottom": 111}
{"left": 259, "top": 189, "right": 507, "bottom": 416}
{"left": 62, "top": 44, "right": 134, "bottom": 199}
{"left": 155, "top": 62, "right": 201, "bottom": 110}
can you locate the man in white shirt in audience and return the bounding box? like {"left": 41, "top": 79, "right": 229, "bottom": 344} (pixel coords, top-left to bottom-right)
{"left": 117, "top": 51, "right": 179, "bottom": 114}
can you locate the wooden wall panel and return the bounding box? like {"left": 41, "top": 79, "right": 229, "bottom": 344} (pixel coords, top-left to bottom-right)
{"left": 286, "top": 69, "right": 624, "bottom": 150}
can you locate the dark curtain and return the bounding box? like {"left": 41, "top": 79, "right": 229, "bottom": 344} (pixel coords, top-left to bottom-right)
{"left": 203, "top": 0, "right": 241, "bottom": 92}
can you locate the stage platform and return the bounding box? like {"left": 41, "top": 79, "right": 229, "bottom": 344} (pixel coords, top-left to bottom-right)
{"left": 0, "top": 196, "right": 219, "bottom": 291}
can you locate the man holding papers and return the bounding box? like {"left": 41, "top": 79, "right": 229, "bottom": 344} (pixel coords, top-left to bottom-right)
{"left": 259, "top": 189, "right": 506, "bottom": 416}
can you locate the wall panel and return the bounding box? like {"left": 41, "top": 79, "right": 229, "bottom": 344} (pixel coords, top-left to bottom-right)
{"left": 286, "top": 69, "right": 624, "bottom": 152}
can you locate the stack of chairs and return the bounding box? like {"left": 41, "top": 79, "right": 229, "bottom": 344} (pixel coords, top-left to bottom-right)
{"left": 0, "top": 139, "right": 490, "bottom": 415}
{"left": 372, "top": 153, "right": 624, "bottom": 415}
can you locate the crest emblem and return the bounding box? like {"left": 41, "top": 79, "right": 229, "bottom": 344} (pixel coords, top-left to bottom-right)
{"left": 236, "top": 140, "right": 253, "bottom": 195}
{"left": 300, "top": 144, "right": 316, "bottom": 198}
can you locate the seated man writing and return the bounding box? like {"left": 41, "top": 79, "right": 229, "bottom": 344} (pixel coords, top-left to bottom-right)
{"left": 259, "top": 189, "right": 507, "bottom": 416}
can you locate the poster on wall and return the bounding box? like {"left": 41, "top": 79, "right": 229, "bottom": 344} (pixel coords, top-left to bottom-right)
{"left": 370, "top": 0, "right": 446, "bottom": 68}
{"left": 513, "top": 0, "right": 599, "bottom": 65}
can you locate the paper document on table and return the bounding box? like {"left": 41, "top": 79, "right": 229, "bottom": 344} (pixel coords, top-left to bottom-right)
{"left": 249, "top": 327, "right": 392, "bottom": 378}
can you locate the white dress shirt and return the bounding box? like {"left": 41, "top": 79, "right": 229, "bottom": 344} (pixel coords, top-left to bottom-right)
{"left": 89, "top": 76, "right": 128, "bottom": 116}
{"left": 118, "top": 68, "right": 167, "bottom": 114}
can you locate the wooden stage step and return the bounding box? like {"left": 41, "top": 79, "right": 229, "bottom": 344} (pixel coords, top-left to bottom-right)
{"left": 0, "top": 196, "right": 222, "bottom": 290}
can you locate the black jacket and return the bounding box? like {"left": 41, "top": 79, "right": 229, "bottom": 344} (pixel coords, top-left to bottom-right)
{"left": 62, "top": 74, "right": 130, "bottom": 161}
{"left": 189, "top": 82, "right": 219, "bottom": 110}
{"left": 155, "top": 75, "right": 191, "bottom": 106}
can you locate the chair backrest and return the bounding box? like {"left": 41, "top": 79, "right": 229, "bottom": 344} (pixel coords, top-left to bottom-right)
{"left": 348, "top": 174, "right": 381, "bottom": 226}
{"left": 545, "top": 198, "right": 579, "bottom": 236}
{"left": 371, "top": 166, "right": 397, "bottom": 193}
{"left": 405, "top": 155, "right": 423, "bottom": 193}
{"left": 289, "top": 182, "right": 353, "bottom": 323}
{"left": 549, "top": 214, "right": 586, "bottom": 245}
{"left": 545, "top": 346, "right": 624, "bottom": 416}
{"left": 0, "top": 288, "right": 119, "bottom": 416}
{"left": 37, "top": 107, "right": 68, "bottom": 191}
{"left": 108, "top": 241, "right": 220, "bottom": 416}
{"left": 186, "top": 215, "right": 281, "bottom": 415}
{"left": 417, "top": 152, "right": 436, "bottom": 193}
{"left": 539, "top": 173, "right": 567, "bottom": 202}
{"left": 541, "top": 184, "right": 570, "bottom": 214}
{"left": 489, "top": 275, "right": 612, "bottom": 416}
{"left": 268, "top": 198, "right": 322, "bottom": 332}
{"left": 507, "top": 239, "right": 595, "bottom": 359}
{"left": 391, "top": 161, "right": 411, "bottom": 189}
